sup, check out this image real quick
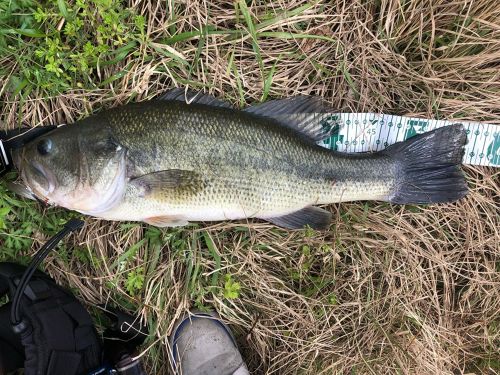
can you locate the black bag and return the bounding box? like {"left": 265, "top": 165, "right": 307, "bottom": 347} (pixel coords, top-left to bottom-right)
{"left": 0, "top": 262, "right": 102, "bottom": 375}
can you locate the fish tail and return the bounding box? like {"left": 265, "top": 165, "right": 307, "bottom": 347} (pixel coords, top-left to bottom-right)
{"left": 384, "top": 124, "right": 468, "bottom": 204}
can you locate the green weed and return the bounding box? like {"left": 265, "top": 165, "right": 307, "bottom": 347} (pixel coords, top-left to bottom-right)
{"left": 1, "top": 0, "right": 145, "bottom": 97}
{"left": 126, "top": 266, "right": 145, "bottom": 296}
{"left": 0, "top": 176, "right": 76, "bottom": 263}
{"left": 223, "top": 274, "right": 241, "bottom": 300}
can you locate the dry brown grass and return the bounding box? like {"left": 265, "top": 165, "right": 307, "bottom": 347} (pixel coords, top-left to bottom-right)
{"left": 1, "top": 0, "right": 500, "bottom": 374}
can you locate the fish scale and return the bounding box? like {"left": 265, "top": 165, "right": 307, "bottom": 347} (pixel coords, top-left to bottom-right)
{"left": 99, "top": 101, "right": 392, "bottom": 221}
{"left": 13, "top": 92, "right": 468, "bottom": 229}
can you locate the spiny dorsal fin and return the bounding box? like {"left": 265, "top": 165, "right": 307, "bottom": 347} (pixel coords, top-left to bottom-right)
{"left": 244, "top": 96, "right": 336, "bottom": 142}
{"left": 160, "top": 88, "right": 233, "bottom": 108}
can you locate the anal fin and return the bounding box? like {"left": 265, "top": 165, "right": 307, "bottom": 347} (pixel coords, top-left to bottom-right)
{"left": 264, "top": 206, "right": 332, "bottom": 230}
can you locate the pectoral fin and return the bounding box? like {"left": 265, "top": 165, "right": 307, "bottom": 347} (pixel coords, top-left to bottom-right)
{"left": 265, "top": 206, "right": 332, "bottom": 230}
{"left": 130, "top": 169, "right": 205, "bottom": 198}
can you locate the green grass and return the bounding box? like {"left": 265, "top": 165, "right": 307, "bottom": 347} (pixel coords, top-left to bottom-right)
{"left": 0, "top": 173, "right": 76, "bottom": 263}
{"left": 1, "top": 0, "right": 145, "bottom": 97}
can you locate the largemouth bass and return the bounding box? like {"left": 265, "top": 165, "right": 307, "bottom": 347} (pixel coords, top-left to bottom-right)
{"left": 12, "top": 90, "right": 468, "bottom": 230}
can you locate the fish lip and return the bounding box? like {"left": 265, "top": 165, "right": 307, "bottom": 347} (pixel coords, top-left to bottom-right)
{"left": 26, "top": 160, "right": 56, "bottom": 196}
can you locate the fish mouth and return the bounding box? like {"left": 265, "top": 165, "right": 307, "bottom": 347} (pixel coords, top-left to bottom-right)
{"left": 25, "top": 160, "right": 56, "bottom": 196}
{"left": 11, "top": 149, "right": 56, "bottom": 202}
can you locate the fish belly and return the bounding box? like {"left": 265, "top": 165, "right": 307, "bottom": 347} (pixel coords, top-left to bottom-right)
{"left": 97, "top": 163, "right": 395, "bottom": 224}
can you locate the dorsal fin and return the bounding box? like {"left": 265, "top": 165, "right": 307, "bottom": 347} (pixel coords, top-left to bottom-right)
{"left": 159, "top": 88, "right": 233, "bottom": 108}
{"left": 244, "top": 96, "right": 335, "bottom": 142}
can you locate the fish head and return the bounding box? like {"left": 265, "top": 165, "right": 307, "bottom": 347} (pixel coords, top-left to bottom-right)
{"left": 13, "top": 125, "right": 127, "bottom": 214}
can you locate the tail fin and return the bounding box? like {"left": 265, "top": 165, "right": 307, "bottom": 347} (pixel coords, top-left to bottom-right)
{"left": 385, "top": 124, "right": 468, "bottom": 204}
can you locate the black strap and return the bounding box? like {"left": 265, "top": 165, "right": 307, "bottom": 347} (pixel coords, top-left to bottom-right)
{"left": 11, "top": 218, "right": 84, "bottom": 327}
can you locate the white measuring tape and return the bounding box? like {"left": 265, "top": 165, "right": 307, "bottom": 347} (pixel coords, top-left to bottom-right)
{"left": 317, "top": 113, "right": 500, "bottom": 167}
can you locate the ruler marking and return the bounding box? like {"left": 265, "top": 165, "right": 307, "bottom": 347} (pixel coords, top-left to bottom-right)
{"left": 317, "top": 113, "right": 499, "bottom": 167}
{"left": 478, "top": 124, "right": 488, "bottom": 166}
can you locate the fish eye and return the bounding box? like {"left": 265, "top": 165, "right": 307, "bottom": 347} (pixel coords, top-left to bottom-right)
{"left": 37, "top": 139, "right": 52, "bottom": 156}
